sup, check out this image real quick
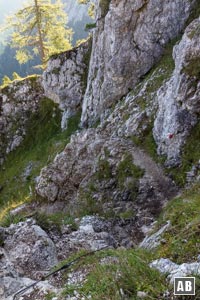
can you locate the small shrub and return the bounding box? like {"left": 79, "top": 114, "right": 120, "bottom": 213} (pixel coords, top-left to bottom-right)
{"left": 116, "top": 153, "right": 144, "bottom": 187}
{"left": 85, "top": 23, "right": 96, "bottom": 30}
{"left": 96, "top": 158, "right": 112, "bottom": 181}
{"left": 34, "top": 212, "right": 78, "bottom": 232}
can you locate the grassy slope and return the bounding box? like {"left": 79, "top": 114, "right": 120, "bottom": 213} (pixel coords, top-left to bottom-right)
{"left": 0, "top": 97, "right": 81, "bottom": 223}
{"left": 155, "top": 182, "right": 200, "bottom": 264}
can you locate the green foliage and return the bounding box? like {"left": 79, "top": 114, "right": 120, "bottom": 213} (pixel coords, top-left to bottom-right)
{"left": 129, "top": 37, "right": 176, "bottom": 109}
{"left": 0, "top": 44, "right": 41, "bottom": 86}
{"left": 88, "top": 2, "right": 95, "bottom": 18}
{"left": 78, "top": 0, "right": 95, "bottom": 18}
{"left": 0, "top": 238, "right": 4, "bottom": 247}
{"left": 182, "top": 57, "right": 200, "bottom": 78}
{"left": 2, "top": 75, "right": 11, "bottom": 86}
{"left": 12, "top": 72, "right": 21, "bottom": 80}
{"left": 117, "top": 153, "right": 144, "bottom": 187}
{"left": 116, "top": 153, "right": 144, "bottom": 201}
{"left": 0, "top": 101, "right": 81, "bottom": 215}
{"left": 77, "top": 187, "right": 102, "bottom": 216}
{"left": 34, "top": 211, "right": 78, "bottom": 232}
{"left": 167, "top": 121, "right": 200, "bottom": 186}
{"left": 85, "top": 23, "right": 96, "bottom": 30}
{"left": 78, "top": 152, "right": 144, "bottom": 217}
{"left": 4, "top": 0, "right": 73, "bottom": 65}
{"left": 96, "top": 158, "right": 112, "bottom": 180}
{"left": 75, "top": 38, "right": 87, "bottom": 47}
{"left": 0, "top": 212, "right": 26, "bottom": 227}
{"left": 131, "top": 122, "right": 158, "bottom": 162}
{"left": 60, "top": 248, "right": 166, "bottom": 299}
{"left": 185, "top": 1, "right": 200, "bottom": 28}
{"left": 155, "top": 183, "right": 200, "bottom": 263}
{"left": 44, "top": 292, "right": 56, "bottom": 300}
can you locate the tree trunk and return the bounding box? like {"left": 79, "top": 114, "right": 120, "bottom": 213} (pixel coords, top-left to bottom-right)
{"left": 34, "top": 0, "right": 45, "bottom": 63}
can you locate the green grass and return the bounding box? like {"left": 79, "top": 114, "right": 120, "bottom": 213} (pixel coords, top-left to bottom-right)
{"left": 166, "top": 121, "right": 200, "bottom": 186}
{"left": 45, "top": 292, "right": 57, "bottom": 300}
{"left": 0, "top": 98, "right": 81, "bottom": 219}
{"left": 116, "top": 153, "right": 144, "bottom": 201}
{"left": 77, "top": 152, "right": 144, "bottom": 218}
{"left": 60, "top": 248, "right": 167, "bottom": 300}
{"left": 96, "top": 158, "right": 112, "bottom": 181}
{"left": 185, "top": 1, "right": 200, "bottom": 29}
{"left": 182, "top": 56, "right": 200, "bottom": 78}
{"left": 155, "top": 183, "right": 200, "bottom": 263}
{"left": 129, "top": 37, "right": 176, "bottom": 110}
{"left": 34, "top": 211, "right": 78, "bottom": 233}
{"left": 0, "top": 74, "right": 40, "bottom": 89}
{"left": 131, "top": 122, "right": 163, "bottom": 164}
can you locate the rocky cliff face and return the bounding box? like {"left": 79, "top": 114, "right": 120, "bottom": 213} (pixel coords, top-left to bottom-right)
{"left": 42, "top": 40, "right": 91, "bottom": 129}
{"left": 0, "top": 76, "right": 44, "bottom": 165}
{"left": 0, "top": 1, "right": 200, "bottom": 299}
{"left": 154, "top": 17, "right": 200, "bottom": 166}
{"left": 81, "top": 0, "right": 197, "bottom": 126}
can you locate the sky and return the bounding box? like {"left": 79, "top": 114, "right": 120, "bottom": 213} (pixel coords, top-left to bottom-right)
{"left": 0, "top": 0, "right": 90, "bottom": 49}
{"left": 0, "top": 0, "right": 24, "bottom": 46}
{"left": 0, "top": 0, "right": 24, "bottom": 23}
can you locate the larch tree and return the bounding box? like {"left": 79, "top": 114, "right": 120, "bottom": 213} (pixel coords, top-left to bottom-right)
{"left": 78, "top": 0, "right": 95, "bottom": 18}
{"left": 5, "top": 0, "right": 73, "bottom": 66}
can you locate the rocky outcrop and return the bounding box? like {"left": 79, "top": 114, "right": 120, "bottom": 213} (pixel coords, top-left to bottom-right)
{"left": 150, "top": 258, "right": 200, "bottom": 284}
{"left": 0, "top": 219, "right": 58, "bottom": 299}
{"left": 81, "top": 0, "right": 197, "bottom": 126}
{"left": 36, "top": 126, "right": 177, "bottom": 242}
{"left": 42, "top": 39, "right": 91, "bottom": 129}
{"left": 0, "top": 216, "right": 116, "bottom": 299}
{"left": 153, "top": 17, "right": 200, "bottom": 166}
{"left": 139, "top": 220, "right": 171, "bottom": 250}
{"left": 0, "top": 76, "right": 44, "bottom": 164}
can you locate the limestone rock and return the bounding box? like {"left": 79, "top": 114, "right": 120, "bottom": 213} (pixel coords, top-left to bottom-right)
{"left": 0, "top": 77, "right": 44, "bottom": 164}
{"left": 140, "top": 221, "right": 171, "bottom": 249}
{"left": 153, "top": 17, "right": 200, "bottom": 166}
{"left": 150, "top": 258, "right": 200, "bottom": 284}
{"left": 36, "top": 125, "right": 176, "bottom": 245}
{"left": 42, "top": 39, "right": 91, "bottom": 129}
{"left": 1, "top": 219, "right": 57, "bottom": 279}
{"left": 81, "top": 0, "right": 197, "bottom": 126}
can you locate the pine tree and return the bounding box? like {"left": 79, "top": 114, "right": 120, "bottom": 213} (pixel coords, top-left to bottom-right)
{"left": 78, "top": 0, "right": 95, "bottom": 18}
{"left": 5, "top": 0, "right": 73, "bottom": 65}
{"left": 12, "top": 72, "right": 21, "bottom": 80}
{"left": 2, "top": 75, "right": 11, "bottom": 86}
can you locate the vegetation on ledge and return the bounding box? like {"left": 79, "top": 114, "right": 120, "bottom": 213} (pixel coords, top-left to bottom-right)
{"left": 0, "top": 100, "right": 81, "bottom": 224}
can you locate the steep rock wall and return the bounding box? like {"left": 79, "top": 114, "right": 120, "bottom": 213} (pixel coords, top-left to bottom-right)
{"left": 42, "top": 40, "right": 91, "bottom": 129}
{"left": 153, "top": 17, "right": 200, "bottom": 166}
{"left": 81, "top": 0, "right": 197, "bottom": 126}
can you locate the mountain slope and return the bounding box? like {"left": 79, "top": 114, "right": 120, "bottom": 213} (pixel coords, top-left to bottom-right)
{"left": 0, "top": 1, "right": 200, "bottom": 299}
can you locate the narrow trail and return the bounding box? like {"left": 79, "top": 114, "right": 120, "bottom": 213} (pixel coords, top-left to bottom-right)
{"left": 129, "top": 145, "right": 179, "bottom": 200}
